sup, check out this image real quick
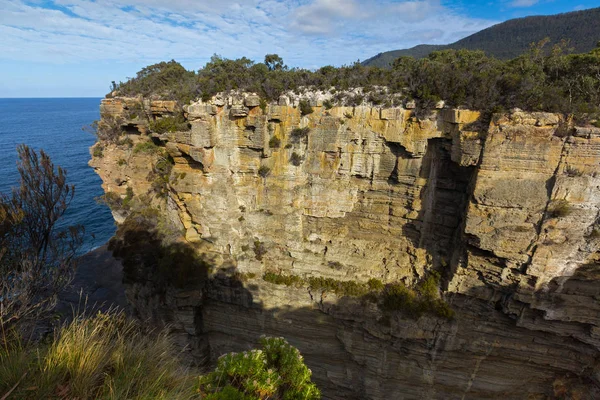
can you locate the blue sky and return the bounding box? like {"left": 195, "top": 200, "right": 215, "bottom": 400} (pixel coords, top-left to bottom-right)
{"left": 0, "top": 0, "right": 598, "bottom": 97}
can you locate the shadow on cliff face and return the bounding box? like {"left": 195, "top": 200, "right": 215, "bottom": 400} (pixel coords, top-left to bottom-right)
{"left": 106, "top": 209, "right": 600, "bottom": 399}
{"left": 458, "top": 253, "right": 600, "bottom": 399}
{"left": 400, "top": 138, "right": 476, "bottom": 277}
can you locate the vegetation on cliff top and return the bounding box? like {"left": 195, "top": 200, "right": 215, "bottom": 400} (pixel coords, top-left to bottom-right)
{"left": 113, "top": 42, "right": 600, "bottom": 122}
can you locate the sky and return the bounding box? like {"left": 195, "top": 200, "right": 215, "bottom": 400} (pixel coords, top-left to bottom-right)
{"left": 0, "top": 0, "right": 598, "bottom": 97}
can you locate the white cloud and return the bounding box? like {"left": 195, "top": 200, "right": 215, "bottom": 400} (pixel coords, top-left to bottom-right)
{"left": 509, "top": 0, "right": 539, "bottom": 7}
{"left": 0, "top": 0, "right": 498, "bottom": 70}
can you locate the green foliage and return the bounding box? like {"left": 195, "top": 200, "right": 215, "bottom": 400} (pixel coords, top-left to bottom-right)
{"left": 258, "top": 165, "right": 271, "bottom": 178}
{"left": 122, "top": 186, "right": 134, "bottom": 209}
{"left": 150, "top": 156, "right": 174, "bottom": 198}
{"left": 98, "top": 191, "right": 123, "bottom": 210}
{"left": 198, "top": 336, "right": 320, "bottom": 399}
{"left": 92, "top": 144, "right": 104, "bottom": 158}
{"left": 113, "top": 43, "right": 600, "bottom": 118}
{"left": 117, "top": 158, "right": 127, "bottom": 166}
{"left": 290, "top": 152, "right": 303, "bottom": 166}
{"left": 299, "top": 100, "right": 313, "bottom": 116}
{"left": 113, "top": 60, "right": 198, "bottom": 105}
{"left": 260, "top": 98, "right": 268, "bottom": 113}
{"left": 290, "top": 127, "right": 310, "bottom": 142}
{"left": 0, "top": 145, "right": 83, "bottom": 335}
{"left": 133, "top": 140, "right": 160, "bottom": 154}
{"left": 268, "top": 136, "right": 281, "bottom": 148}
{"left": 253, "top": 239, "right": 267, "bottom": 261}
{"left": 148, "top": 114, "right": 190, "bottom": 134}
{"left": 117, "top": 136, "right": 134, "bottom": 147}
{"left": 262, "top": 271, "right": 454, "bottom": 320}
{"left": 323, "top": 99, "right": 333, "bottom": 110}
{"left": 263, "top": 272, "right": 304, "bottom": 287}
{"left": 548, "top": 199, "right": 572, "bottom": 218}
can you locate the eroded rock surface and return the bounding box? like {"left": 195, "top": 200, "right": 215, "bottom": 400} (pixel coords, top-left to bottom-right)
{"left": 91, "top": 95, "right": 600, "bottom": 399}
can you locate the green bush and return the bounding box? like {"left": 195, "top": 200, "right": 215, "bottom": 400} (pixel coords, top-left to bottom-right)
{"left": 253, "top": 239, "right": 267, "bottom": 261}
{"left": 148, "top": 114, "right": 190, "bottom": 134}
{"left": 198, "top": 337, "right": 320, "bottom": 399}
{"left": 262, "top": 271, "right": 454, "bottom": 320}
{"left": 117, "top": 136, "right": 134, "bottom": 147}
{"left": 258, "top": 165, "right": 271, "bottom": 178}
{"left": 117, "top": 158, "right": 127, "bottom": 166}
{"left": 299, "top": 100, "right": 314, "bottom": 116}
{"left": 133, "top": 141, "right": 160, "bottom": 154}
{"left": 269, "top": 136, "right": 281, "bottom": 148}
{"left": 323, "top": 99, "right": 333, "bottom": 110}
{"left": 290, "top": 152, "right": 303, "bottom": 166}
{"left": 290, "top": 127, "right": 310, "bottom": 142}
{"left": 263, "top": 272, "right": 304, "bottom": 287}
{"left": 92, "top": 144, "right": 104, "bottom": 158}
{"left": 112, "top": 46, "right": 600, "bottom": 118}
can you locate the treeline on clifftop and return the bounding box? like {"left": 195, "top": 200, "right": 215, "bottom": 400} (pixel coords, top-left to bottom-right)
{"left": 113, "top": 40, "right": 600, "bottom": 122}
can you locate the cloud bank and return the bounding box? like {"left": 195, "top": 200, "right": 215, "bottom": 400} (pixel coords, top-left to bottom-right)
{"left": 0, "top": 0, "right": 497, "bottom": 69}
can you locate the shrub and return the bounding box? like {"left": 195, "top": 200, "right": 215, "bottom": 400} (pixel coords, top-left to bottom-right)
{"left": 133, "top": 140, "right": 160, "bottom": 154}
{"left": 92, "top": 144, "right": 104, "bottom": 158}
{"left": 198, "top": 336, "right": 320, "bottom": 399}
{"left": 253, "top": 239, "right": 267, "bottom": 261}
{"left": 149, "top": 156, "right": 174, "bottom": 198}
{"left": 290, "top": 127, "right": 310, "bottom": 142}
{"left": 122, "top": 186, "right": 134, "bottom": 209}
{"left": 290, "top": 152, "right": 303, "bottom": 166}
{"left": 148, "top": 114, "right": 190, "bottom": 134}
{"left": 0, "top": 146, "right": 83, "bottom": 336}
{"left": 117, "top": 158, "right": 127, "bottom": 166}
{"left": 548, "top": 199, "right": 572, "bottom": 218}
{"left": 323, "top": 99, "right": 333, "bottom": 110}
{"left": 263, "top": 272, "right": 304, "bottom": 287}
{"left": 261, "top": 270, "right": 453, "bottom": 320}
{"left": 98, "top": 191, "right": 123, "bottom": 210}
{"left": 260, "top": 98, "right": 268, "bottom": 112}
{"left": 117, "top": 137, "right": 134, "bottom": 147}
{"left": 269, "top": 136, "right": 281, "bottom": 148}
{"left": 258, "top": 165, "right": 271, "bottom": 177}
{"left": 565, "top": 165, "right": 584, "bottom": 177}
{"left": 299, "top": 100, "right": 313, "bottom": 116}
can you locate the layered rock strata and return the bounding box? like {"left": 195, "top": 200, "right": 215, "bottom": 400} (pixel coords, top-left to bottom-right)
{"left": 91, "top": 94, "right": 600, "bottom": 399}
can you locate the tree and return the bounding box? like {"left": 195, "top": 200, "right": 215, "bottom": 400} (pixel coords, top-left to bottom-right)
{"left": 0, "top": 145, "right": 83, "bottom": 336}
{"left": 264, "top": 54, "right": 285, "bottom": 71}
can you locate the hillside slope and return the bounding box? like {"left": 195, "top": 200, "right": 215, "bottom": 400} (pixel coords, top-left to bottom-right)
{"left": 363, "top": 7, "right": 600, "bottom": 67}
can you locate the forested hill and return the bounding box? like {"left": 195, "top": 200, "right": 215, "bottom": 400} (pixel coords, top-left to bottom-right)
{"left": 363, "top": 6, "right": 600, "bottom": 67}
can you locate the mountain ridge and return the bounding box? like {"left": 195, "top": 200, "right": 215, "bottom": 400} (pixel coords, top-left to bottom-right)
{"left": 363, "top": 6, "right": 600, "bottom": 67}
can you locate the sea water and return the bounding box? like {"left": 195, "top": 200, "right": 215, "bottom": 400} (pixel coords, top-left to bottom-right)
{"left": 0, "top": 98, "right": 116, "bottom": 252}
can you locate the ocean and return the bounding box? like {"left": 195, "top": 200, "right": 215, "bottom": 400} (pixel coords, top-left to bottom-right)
{"left": 0, "top": 98, "right": 116, "bottom": 252}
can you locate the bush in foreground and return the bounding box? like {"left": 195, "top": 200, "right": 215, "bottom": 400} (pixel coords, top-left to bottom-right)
{"left": 0, "top": 313, "right": 320, "bottom": 400}
{"left": 198, "top": 336, "right": 321, "bottom": 399}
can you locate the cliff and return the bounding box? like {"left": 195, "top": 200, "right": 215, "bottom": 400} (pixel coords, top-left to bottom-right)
{"left": 90, "top": 93, "right": 600, "bottom": 399}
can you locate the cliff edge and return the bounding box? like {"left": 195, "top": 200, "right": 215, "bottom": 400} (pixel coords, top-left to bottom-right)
{"left": 90, "top": 93, "right": 600, "bottom": 399}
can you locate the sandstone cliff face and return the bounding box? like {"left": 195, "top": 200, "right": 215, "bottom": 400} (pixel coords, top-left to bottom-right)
{"left": 91, "top": 95, "right": 600, "bottom": 399}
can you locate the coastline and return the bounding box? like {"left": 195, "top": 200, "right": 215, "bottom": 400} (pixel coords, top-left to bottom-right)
{"left": 57, "top": 244, "right": 128, "bottom": 316}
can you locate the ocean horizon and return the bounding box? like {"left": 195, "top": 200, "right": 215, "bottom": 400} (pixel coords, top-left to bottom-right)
{"left": 0, "top": 97, "right": 116, "bottom": 253}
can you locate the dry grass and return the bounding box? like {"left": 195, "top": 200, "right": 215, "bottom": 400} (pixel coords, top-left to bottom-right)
{"left": 0, "top": 311, "right": 197, "bottom": 399}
